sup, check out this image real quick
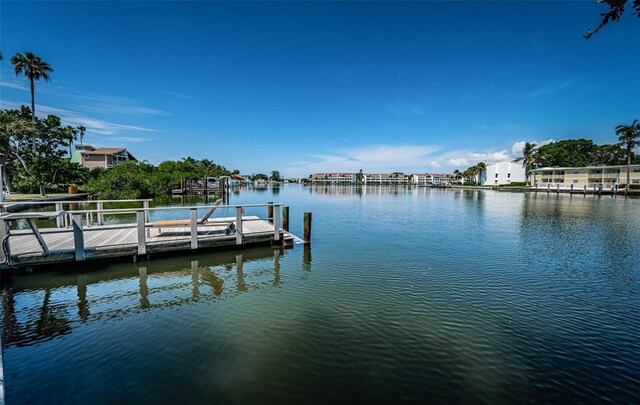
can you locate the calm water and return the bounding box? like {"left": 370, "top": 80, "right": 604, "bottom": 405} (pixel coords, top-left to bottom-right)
{"left": 2, "top": 185, "right": 639, "bottom": 403}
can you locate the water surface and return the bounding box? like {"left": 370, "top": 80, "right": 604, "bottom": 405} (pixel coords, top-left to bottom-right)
{"left": 2, "top": 185, "right": 639, "bottom": 403}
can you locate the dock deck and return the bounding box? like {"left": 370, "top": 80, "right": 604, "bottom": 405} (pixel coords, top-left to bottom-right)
{"left": 0, "top": 202, "right": 303, "bottom": 270}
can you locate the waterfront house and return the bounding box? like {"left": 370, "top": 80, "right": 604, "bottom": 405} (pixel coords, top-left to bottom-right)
{"left": 71, "top": 145, "right": 137, "bottom": 169}
{"left": 529, "top": 164, "right": 640, "bottom": 189}
{"left": 480, "top": 162, "right": 526, "bottom": 186}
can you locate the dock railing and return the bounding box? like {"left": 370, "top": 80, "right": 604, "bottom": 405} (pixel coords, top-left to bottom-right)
{"left": 1, "top": 202, "right": 287, "bottom": 265}
{"left": 0, "top": 199, "right": 153, "bottom": 227}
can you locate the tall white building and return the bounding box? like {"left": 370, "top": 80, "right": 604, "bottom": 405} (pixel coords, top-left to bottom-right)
{"left": 480, "top": 162, "right": 525, "bottom": 185}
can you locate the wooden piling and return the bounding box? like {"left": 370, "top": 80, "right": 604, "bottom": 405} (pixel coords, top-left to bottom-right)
{"left": 304, "top": 211, "right": 312, "bottom": 243}
{"left": 267, "top": 202, "right": 274, "bottom": 224}
{"left": 282, "top": 205, "right": 289, "bottom": 232}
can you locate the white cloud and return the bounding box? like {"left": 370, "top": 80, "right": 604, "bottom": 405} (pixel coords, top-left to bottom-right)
{"left": 285, "top": 144, "right": 439, "bottom": 176}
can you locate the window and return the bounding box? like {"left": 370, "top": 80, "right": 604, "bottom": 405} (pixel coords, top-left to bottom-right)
{"left": 572, "top": 170, "right": 580, "bottom": 174}
{"left": 572, "top": 180, "right": 579, "bottom": 184}
{"left": 495, "top": 173, "right": 498, "bottom": 178}
{"left": 633, "top": 168, "right": 640, "bottom": 173}
{"left": 507, "top": 173, "right": 511, "bottom": 178}
{"left": 633, "top": 179, "right": 640, "bottom": 184}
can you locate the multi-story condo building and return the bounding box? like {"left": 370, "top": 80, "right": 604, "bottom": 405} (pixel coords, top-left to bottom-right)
{"left": 480, "top": 162, "right": 526, "bottom": 186}
{"left": 530, "top": 164, "right": 640, "bottom": 189}
{"left": 311, "top": 173, "right": 357, "bottom": 183}
{"left": 412, "top": 173, "right": 457, "bottom": 185}
{"left": 363, "top": 173, "right": 409, "bottom": 184}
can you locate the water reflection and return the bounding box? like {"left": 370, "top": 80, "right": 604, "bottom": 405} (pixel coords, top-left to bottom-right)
{"left": 1, "top": 247, "right": 299, "bottom": 348}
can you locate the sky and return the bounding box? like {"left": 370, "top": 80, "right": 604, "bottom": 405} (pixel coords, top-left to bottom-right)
{"left": 1, "top": 1, "right": 639, "bottom": 177}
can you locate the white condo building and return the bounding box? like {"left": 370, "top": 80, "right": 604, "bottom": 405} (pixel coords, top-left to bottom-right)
{"left": 480, "top": 162, "right": 526, "bottom": 185}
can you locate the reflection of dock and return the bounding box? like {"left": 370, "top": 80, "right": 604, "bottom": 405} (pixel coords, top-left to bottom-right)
{"left": 1, "top": 247, "right": 310, "bottom": 348}
{"left": 1, "top": 202, "right": 304, "bottom": 270}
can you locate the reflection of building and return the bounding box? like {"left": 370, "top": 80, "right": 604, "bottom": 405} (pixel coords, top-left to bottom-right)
{"left": 529, "top": 164, "right": 640, "bottom": 189}
{"left": 71, "top": 145, "right": 136, "bottom": 169}
{"left": 480, "top": 162, "right": 526, "bottom": 186}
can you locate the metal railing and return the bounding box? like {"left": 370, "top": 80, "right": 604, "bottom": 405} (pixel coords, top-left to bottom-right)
{"left": 1, "top": 202, "right": 287, "bottom": 264}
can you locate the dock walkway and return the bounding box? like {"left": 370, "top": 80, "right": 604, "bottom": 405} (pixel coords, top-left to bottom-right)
{"left": 0, "top": 202, "right": 301, "bottom": 270}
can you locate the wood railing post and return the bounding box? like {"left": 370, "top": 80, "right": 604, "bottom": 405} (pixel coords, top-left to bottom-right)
{"left": 97, "top": 201, "right": 104, "bottom": 225}
{"left": 137, "top": 210, "right": 146, "bottom": 255}
{"left": 190, "top": 208, "right": 198, "bottom": 249}
{"left": 235, "top": 207, "right": 243, "bottom": 245}
{"left": 273, "top": 205, "right": 280, "bottom": 241}
{"left": 143, "top": 200, "right": 150, "bottom": 222}
{"left": 282, "top": 205, "right": 289, "bottom": 232}
{"left": 304, "top": 211, "right": 312, "bottom": 243}
{"left": 267, "top": 202, "right": 273, "bottom": 224}
{"left": 72, "top": 213, "right": 85, "bottom": 261}
{"left": 56, "top": 203, "right": 63, "bottom": 228}
{"left": 0, "top": 219, "right": 7, "bottom": 264}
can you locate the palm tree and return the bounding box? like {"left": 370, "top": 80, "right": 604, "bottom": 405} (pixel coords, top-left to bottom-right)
{"left": 514, "top": 142, "right": 537, "bottom": 184}
{"left": 77, "top": 125, "right": 86, "bottom": 146}
{"left": 475, "top": 162, "right": 486, "bottom": 185}
{"left": 616, "top": 119, "right": 640, "bottom": 190}
{"left": 11, "top": 52, "right": 53, "bottom": 152}
{"left": 66, "top": 126, "right": 78, "bottom": 157}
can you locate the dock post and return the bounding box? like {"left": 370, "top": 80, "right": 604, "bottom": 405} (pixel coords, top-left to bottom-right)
{"left": 235, "top": 207, "right": 243, "bottom": 245}
{"left": 137, "top": 211, "right": 146, "bottom": 255}
{"left": 72, "top": 213, "right": 85, "bottom": 261}
{"left": 97, "top": 202, "right": 104, "bottom": 225}
{"left": 584, "top": 185, "right": 587, "bottom": 195}
{"left": 143, "top": 200, "right": 151, "bottom": 238}
{"left": 0, "top": 219, "right": 7, "bottom": 264}
{"left": 273, "top": 205, "right": 280, "bottom": 242}
{"left": 267, "top": 202, "right": 274, "bottom": 224}
{"left": 570, "top": 184, "right": 574, "bottom": 193}
{"left": 304, "top": 211, "right": 312, "bottom": 243}
{"left": 190, "top": 209, "right": 198, "bottom": 249}
{"left": 56, "top": 203, "right": 63, "bottom": 228}
{"left": 547, "top": 184, "right": 550, "bottom": 194}
{"left": 282, "top": 205, "right": 289, "bottom": 232}
{"left": 556, "top": 184, "right": 560, "bottom": 193}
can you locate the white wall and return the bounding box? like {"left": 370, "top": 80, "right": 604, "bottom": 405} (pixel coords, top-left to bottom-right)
{"left": 481, "top": 162, "right": 525, "bottom": 185}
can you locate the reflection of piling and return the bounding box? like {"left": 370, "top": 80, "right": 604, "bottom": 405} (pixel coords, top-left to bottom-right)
{"left": 303, "top": 244, "right": 312, "bottom": 271}
{"left": 282, "top": 206, "right": 289, "bottom": 232}
{"left": 273, "top": 248, "right": 281, "bottom": 286}
{"left": 304, "top": 212, "right": 312, "bottom": 242}
{"left": 139, "top": 267, "right": 149, "bottom": 309}
{"left": 267, "top": 202, "right": 274, "bottom": 224}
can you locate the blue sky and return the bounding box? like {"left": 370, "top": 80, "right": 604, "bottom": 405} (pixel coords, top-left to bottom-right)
{"left": 1, "top": 1, "right": 639, "bottom": 177}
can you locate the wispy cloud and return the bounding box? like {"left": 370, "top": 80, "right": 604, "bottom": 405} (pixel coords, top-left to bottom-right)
{"left": 0, "top": 99, "right": 159, "bottom": 135}
{"left": 160, "top": 90, "right": 194, "bottom": 100}
{"left": 0, "top": 81, "right": 29, "bottom": 91}
{"left": 526, "top": 78, "right": 579, "bottom": 98}
{"left": 106, "top": 136, "right": 152, "bottom": 144}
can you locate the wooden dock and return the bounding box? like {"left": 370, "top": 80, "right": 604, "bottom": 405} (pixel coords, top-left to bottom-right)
{"left": 0, "top": 202, "right": 304, "bottom": 270}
